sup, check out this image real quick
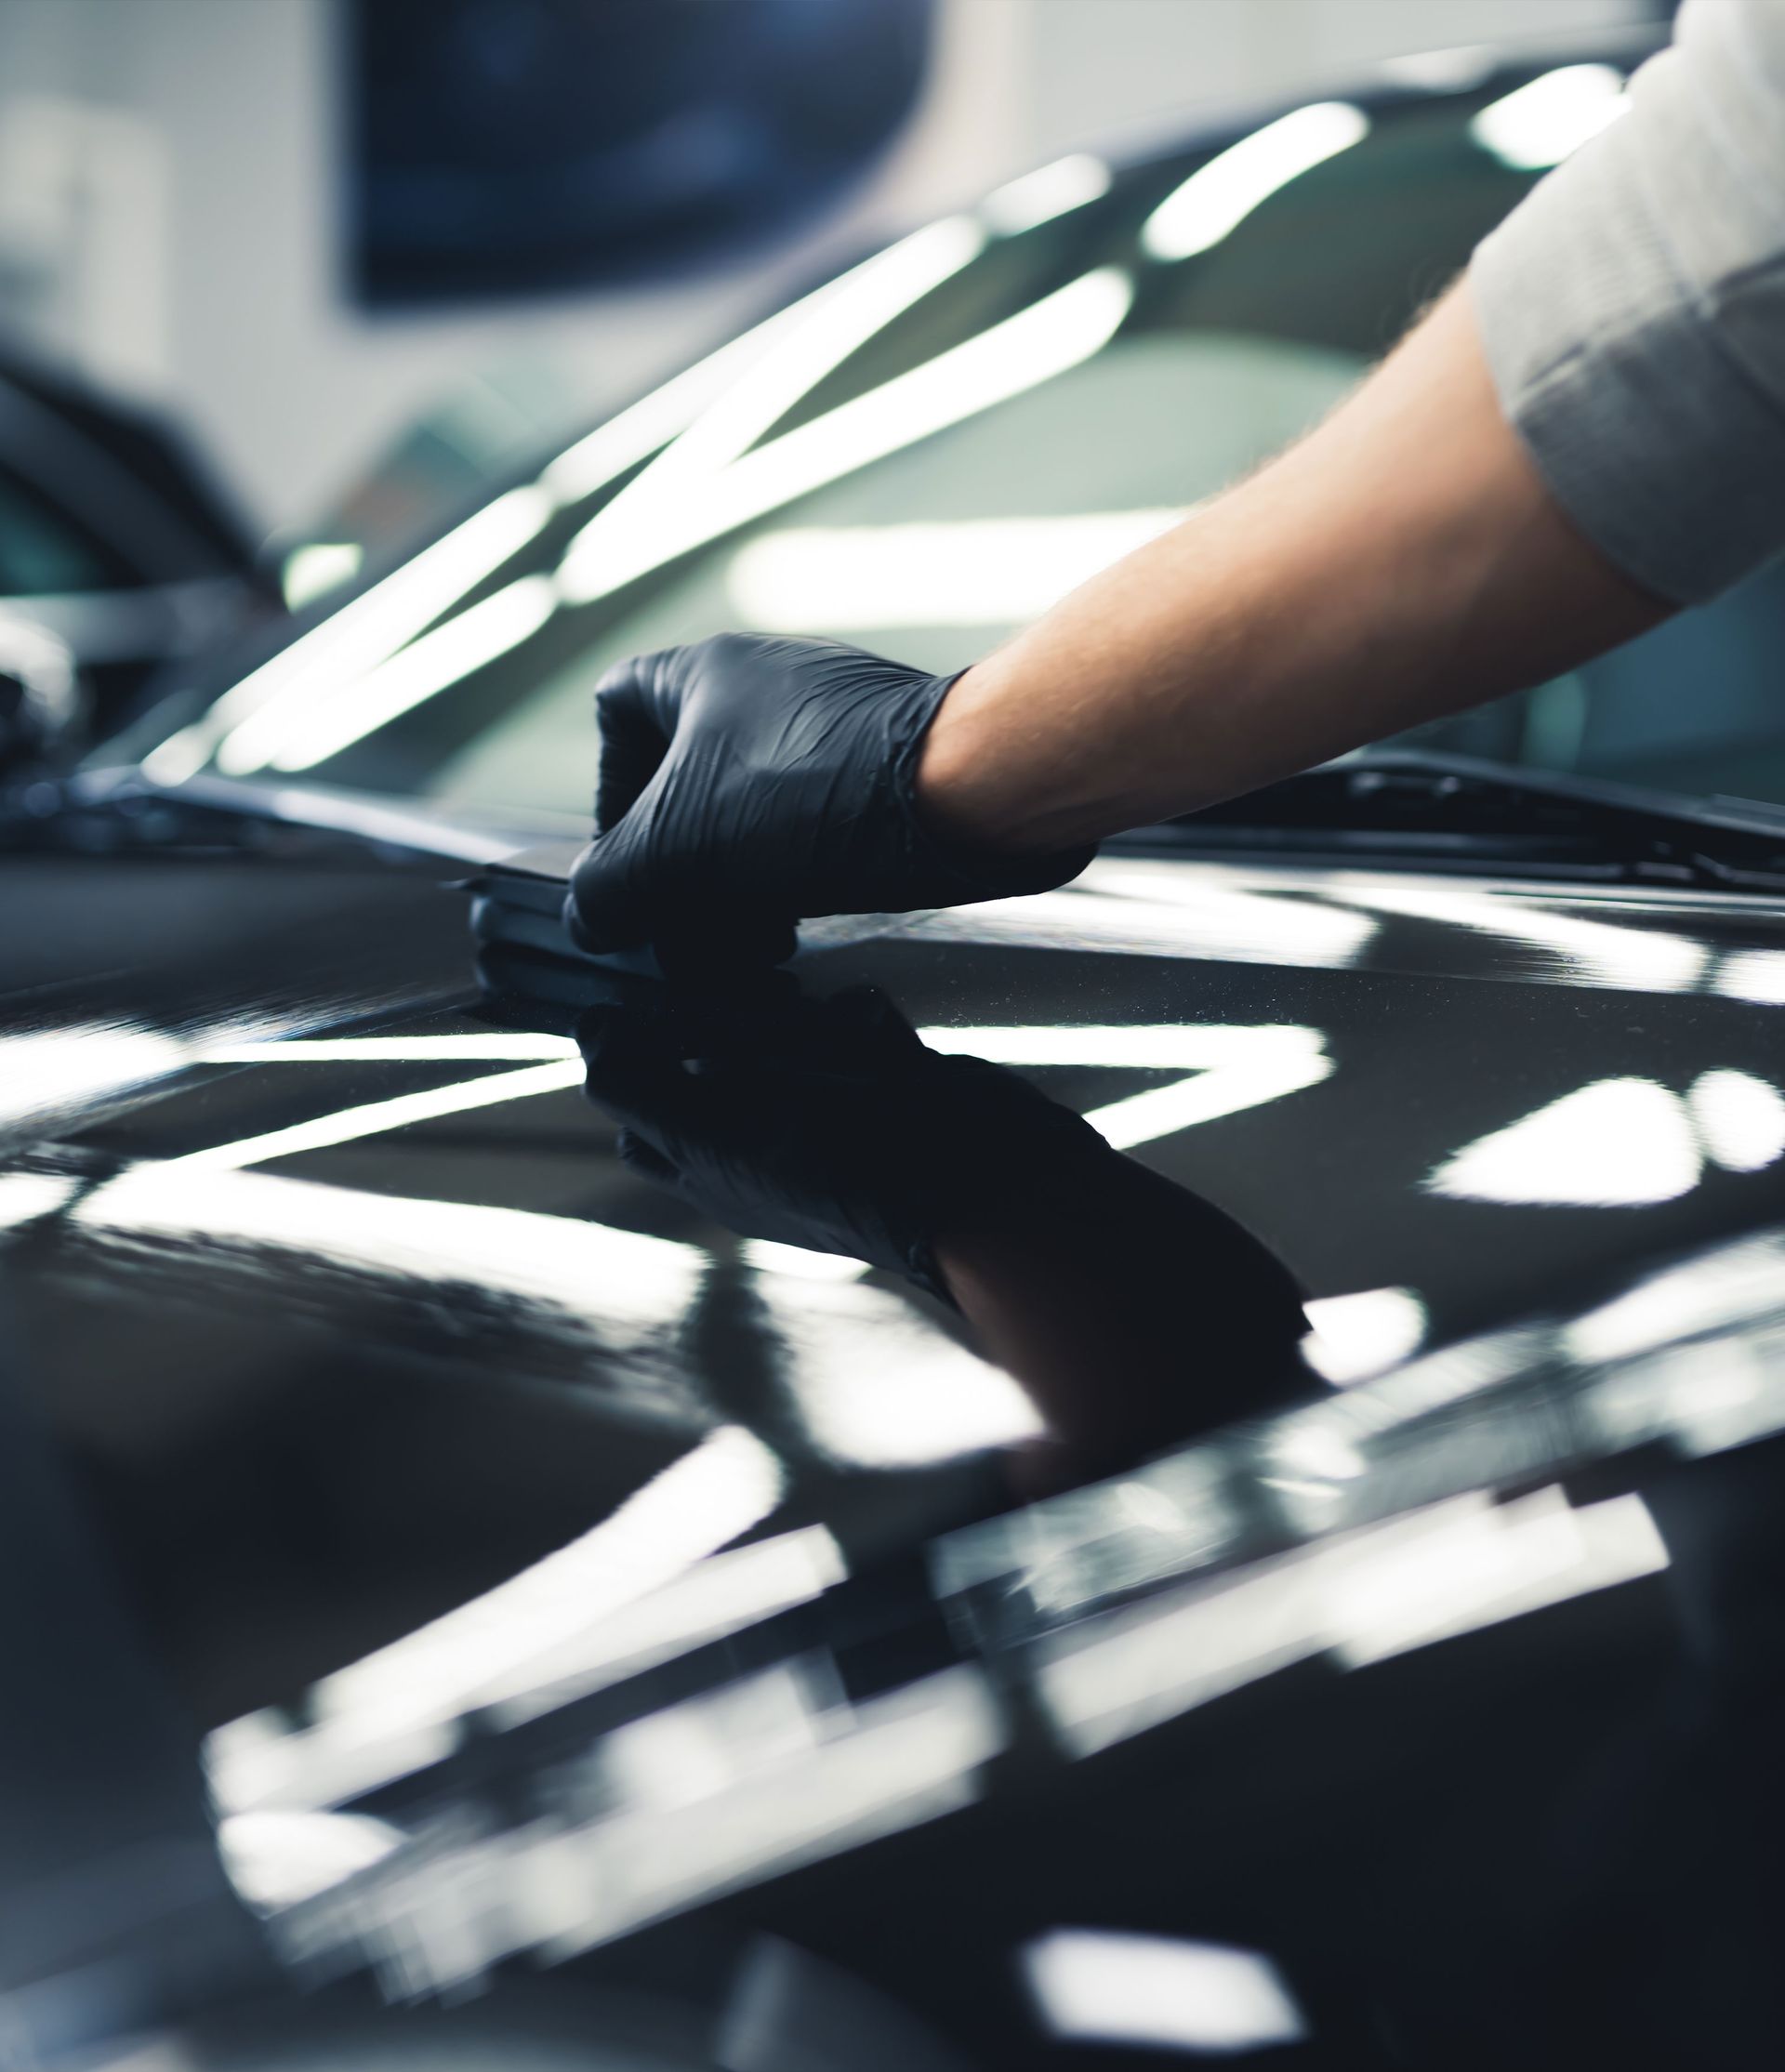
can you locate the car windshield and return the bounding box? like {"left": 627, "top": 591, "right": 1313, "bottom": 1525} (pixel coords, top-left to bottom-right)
{"left": 130, "top": 35, "right": 1785, "bottom": 837}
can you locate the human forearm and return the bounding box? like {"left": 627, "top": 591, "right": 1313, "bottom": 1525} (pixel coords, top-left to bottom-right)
{"left": 916, "top": 284, "right": 1670, "bottom": 856}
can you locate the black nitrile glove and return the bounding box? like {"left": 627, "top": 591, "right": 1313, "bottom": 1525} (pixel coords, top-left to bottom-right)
{"left": 577, "top": 985, "right": 1110, "bottom": 1300}
{"left": 565, "top": 634, "right": 1094, "bottom": 971}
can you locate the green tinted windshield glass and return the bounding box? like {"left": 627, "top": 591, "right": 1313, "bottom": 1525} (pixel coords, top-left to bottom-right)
{"left": 148, "top": 37, "right": 1785, "bottom": 829}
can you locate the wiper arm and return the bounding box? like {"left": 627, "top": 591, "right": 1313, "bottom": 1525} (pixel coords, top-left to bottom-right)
{"left": 1120, "top": 750, "right": 1785, "bottom": 893}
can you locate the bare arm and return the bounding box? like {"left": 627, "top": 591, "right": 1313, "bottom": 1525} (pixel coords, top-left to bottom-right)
{"left": 917, "top": 282, "right": 1669, "bottom": 856}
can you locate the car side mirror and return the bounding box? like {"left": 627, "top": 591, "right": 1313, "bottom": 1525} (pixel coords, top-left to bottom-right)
{"left": 0, "top": 613, "right": 85, "bottom": 774}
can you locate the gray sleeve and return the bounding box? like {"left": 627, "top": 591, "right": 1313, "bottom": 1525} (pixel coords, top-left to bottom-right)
{"left": 1469, "top": 0, "right": 1785, "bottom": 605}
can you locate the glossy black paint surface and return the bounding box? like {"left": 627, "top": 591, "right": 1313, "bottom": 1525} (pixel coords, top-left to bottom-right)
{"left": 7, "top": 832, "right": 1785, "bottom": 2065}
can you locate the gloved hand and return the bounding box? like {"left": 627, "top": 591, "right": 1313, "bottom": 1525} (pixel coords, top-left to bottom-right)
{"left": 577, "top": 984, "right": 1111, "bottom": 1300}
{"left": 564, "top": 634, "right": 1094, "bottom": 971}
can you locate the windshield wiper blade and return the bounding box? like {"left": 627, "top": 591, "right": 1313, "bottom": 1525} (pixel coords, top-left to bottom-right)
{"left": 1120, "top": 750, "right": 1785, "bottom": 892}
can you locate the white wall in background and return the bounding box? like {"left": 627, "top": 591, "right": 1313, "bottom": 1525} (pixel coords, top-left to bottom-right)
{"left": 0, "top": 0, "right": 1646, "bottom": 534}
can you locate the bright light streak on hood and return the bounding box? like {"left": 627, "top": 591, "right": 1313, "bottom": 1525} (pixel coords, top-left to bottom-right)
{"left": 1141, "top": 102, "right": 1369, "bottom": 261}
{"left": 0, "top": 1022, "right": 191, "bottom": 1136}
{"left": 727, "top": 508, "right": 1186, "bottom": 631}
{"left": 1303, "top": 1286, "right": 1428, "bottom": 1384}
{"left": 73, "top": 1166, "right": 702, "bottom": 1331}
{"left": 1025, "top": 1929, "right": 1307, "bottom": 2055}
{"left": 1471, "top": 64, "right": 1629, "bottom": 171}
{"left": 1321, "top": 879, "right": 1708, "bottom": 993}
{"left": 1040, "top": 1488, "right": 1667, "bottom": 1757}
{"left": 150, "top": 1060, "right": 586, "bottom": 1172}
{"left": 557, "top": 268, "right": 1134, "bottom": 605}
{"left": 219, "top": 1809, "right": 402, "bottom": 1911}
{"left": 1427, "top": 1077, "right": 1702, "bottom": 1207}
{"left": 909, "top": 861, "right": 1378, "bottom": 969}
{"left": 208, "top": 1426, "right": 787, "bottom": 1817}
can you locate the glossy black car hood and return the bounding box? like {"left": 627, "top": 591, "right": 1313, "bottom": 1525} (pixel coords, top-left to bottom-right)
{"left": 12, "top": 831, "right": 1785, "bottom": 2064}
{"left": 8, "top": 838, "right": 1785, "bottom": 1679}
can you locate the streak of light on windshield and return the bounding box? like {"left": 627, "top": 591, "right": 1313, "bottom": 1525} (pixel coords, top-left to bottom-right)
{"left": 556, "top": 269, "right": 1135, "bottom": 605}
{"left": 155, "top": 486, "right": 554, "bottom": 784}
{"left": 1141, "top": 102, "right": 1369, "bottom": 262}
{"left": 258, "top": 574, "right": 559, "bottom": 774}
{"left": 726, "top": 509, "right": 1185, "bottom": 631}
{"left": 1470, "top": 64, "right": 1629, "bottom": 172}
{"left": 1302, "top": 1286, "right": 1428, "bottom": 1384}
{"left": 982, "top": 153, "right": 1112, "bottom": 234}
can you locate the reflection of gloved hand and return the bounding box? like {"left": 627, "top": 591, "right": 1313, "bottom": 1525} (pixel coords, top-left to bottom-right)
{"left": 564, "top": 635, "right": 1093, "bottom": 971}
{"left": 577, "top": 985, "right": 1108, "bottom": 1300}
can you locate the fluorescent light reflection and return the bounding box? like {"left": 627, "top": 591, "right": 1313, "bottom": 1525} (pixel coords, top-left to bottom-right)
{"left": 153, "top": 486, "right": 554, "bottom": 785}
{"left": 1025, "top": 1929, "right": 1307, "bottom": 2056}
{"left": 1087, "top": 1050, "right": 1330, "bottom": 1149}
{"left": 1430, "top": 1070, "right": 1785, "bottom": 1207}
{"left": 208, "top": 1427, "right": 789, "bottom": 1817}
{"left": 1688, "top": 1070, "right": 1785, "bottom": 1173}
{"left": 284, "top": 1665, "right": 1002, "bottom": 1984}
{"left": 1040, "top": 1488, "right": 1666, "bottom": 1757}
{"left": 1302, "top": 1287, "right": 1428, "bottom": 1384}
{"left": 74, "top": 1167, "right": 702, "bottom": 1339}
{"left": 204, "top": 1033, "right": 579, "bottom": 1063}
{"left": 727, "top": 508, "right": 1185, "bottom": 631}
{"left": 1471, "top": 64, "right": 1629, "bottom": 171}
{"left": 1714, "top": 950, "right": 1785, "bottom": 1005}
{"left": 921, "top": 1022, "right": 1334, "bottom": 1151}
{"left": 1142, "top": 102, "right": 1368, "bottom": 261}
{"left": 1429, "top": 1077, "right": 1701, "bottom": 1207}
{"left": 281, "top": 541, "right": 363, "bottom": 612}
{"left": 983, "top": 153, "right": 1112, "bottom": 234}
{"left": 0, "top": 1022, "right": 190, "bottom": 1133}
{"left": 253, "top": 574, "right": 557, "bottom": 774}
{"left": 159, "top": 1060, "right": 585, "bottom": 1172}
{"left": 1567, "top": 1233, "right": 1785, "bottom": 1366}
{"left": 0, "top": 1172, "right": 77, "bottom": 1231}
{"left": 1322, "top": 880, "right": 1707, "bottom": 992}
{"left": 756, "top": 1276, "right": 1043, "bottom": 1465}
{"left": 218, "top": 1809, "right": 401, "bottom": 1911}
{"left": 558, "top": 269, "right": 1134, "bottom": 604}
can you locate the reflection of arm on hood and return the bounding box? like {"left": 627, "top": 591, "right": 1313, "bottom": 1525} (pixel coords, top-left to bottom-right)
{"left": 579, "top": 982, "right": 1311, "bottom": 1484}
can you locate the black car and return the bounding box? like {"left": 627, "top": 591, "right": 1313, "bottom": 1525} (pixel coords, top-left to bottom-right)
{"left": 0, "top": 349, "right": 269, "bottom": 770}
{"left": 9, "top": 28, "right": 1785, "bottom": 2068}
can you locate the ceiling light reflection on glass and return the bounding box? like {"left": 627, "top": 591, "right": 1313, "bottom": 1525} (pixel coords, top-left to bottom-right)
{"left": 726, "top": 508, "right": 1185, "bottom": 632}
{"left": 557, "top": 268, "right": 1134, "bottom": 605}
{"left": 1024, "top": 1930, "right": 1308, "bottom": 2056}
{"left": 1471, "top": 64, "right": 1629, "bottom": 172}
{"left": 157, "top": 485, "right": 554, "bottom": 785}
{"left": 252, "top": 574, "right": 557, "bottom": 774}
{"left": 1141, "top": 102, "right": 1369, "bottom": 262}
{"left": 983, "top": 153, "right": 1113, "bottom": 234}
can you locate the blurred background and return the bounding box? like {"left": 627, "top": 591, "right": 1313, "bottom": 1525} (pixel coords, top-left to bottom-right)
{"left": 0, "top": 0, "right": 1664, "bottom": 554}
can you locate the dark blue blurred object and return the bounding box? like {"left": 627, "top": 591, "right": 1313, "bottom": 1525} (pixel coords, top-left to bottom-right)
{"left": 347, "top": 0, "right": 935, "bottom": 306}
